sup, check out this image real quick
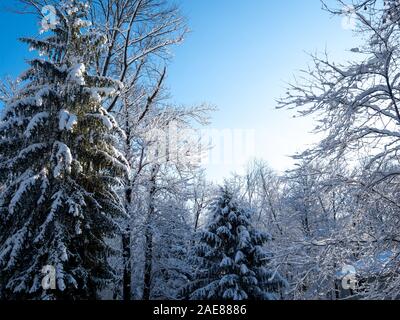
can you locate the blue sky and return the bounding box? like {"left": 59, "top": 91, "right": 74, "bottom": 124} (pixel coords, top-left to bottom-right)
{"left": 0, "top": 0, "right": 360, "bottom": 181}
{"left": 0, "top": 3, "right": 37, "bottom": 76}
{"left": 166, "top": 0, "right": 360, "bottom": 181}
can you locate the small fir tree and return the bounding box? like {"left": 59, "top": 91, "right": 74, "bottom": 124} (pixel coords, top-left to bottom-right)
{"left": 182, "top": 187, "right": 286, "bottom": 300}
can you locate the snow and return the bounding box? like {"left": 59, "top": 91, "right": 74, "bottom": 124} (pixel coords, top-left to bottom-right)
{"left": 73, "top": 18, "right": 92, "bottom": 28}
{"left": 59, "top": 109, "right": 78, "bottom": 131}
{"left": 87, "top": 113, "right": 114, "bottom": 130}
{"left": 8, "top": 143, "right": 48, "bottom": 168}
{"left": 56, "top": 263, "right": 66, "bottom": 292}
{"left": 66, "top": 198, "right": 80, "bottom": 217}
{"left": 85, "top": 87, "right": 117, "bottom": 102}
{"left": 65, "top": 4, "right": 79, "bottom": 16}
{"left": 24, "top": 112, "right": 49, "bottom": 137}
{"left": 37, "top": 171, "right": 49, "bottom": 205}
{"left": 34, "top": 86, "right": 53, "bottom": 106}
{"left": 219, "top": 256, "right": 233, "bottom": 268}
{"left": 234, "top": 250, "right": 245, "bottom": 263}
{"left": 3, "top": 97, "right": 36, "bottom": 117}
{"left": 34, "top": 191, "right": 64, "bottom": 244}
{"left": 59, "top": 242, "right": 68, "bottom": 262}
{"left": 219, "top": 275, "right": 237, "bottom": 287}
{"left": 9, "top": 173, "right": 41, "bottom": 215}
{"left": 67, "top": 63, "right": 86, "bottom": 85}
{"left": 240, "top": 264, "right": 249, "bottom": 275}
{"left": 0, "top": 225, "right": 28, "bottom": 269}
{"left": 216, "top": 226, "right": 231, "bottom": 237}
{"left": 53, "top": 142, "right": 73, "bottom": 178}
{"left": 75, "top": 222, "right": 82, "bottom": 235}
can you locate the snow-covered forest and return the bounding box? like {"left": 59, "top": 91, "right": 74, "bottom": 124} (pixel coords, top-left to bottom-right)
{"left": 1, "top": 0, "right": 400, "bottom": 301}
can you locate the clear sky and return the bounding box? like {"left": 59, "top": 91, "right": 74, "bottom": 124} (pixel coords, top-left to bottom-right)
{"left": 166, "top": 0, "right": 360, "bottom": 181}
{"left": 0, "top": 0, "right": 360, "bottom": 182}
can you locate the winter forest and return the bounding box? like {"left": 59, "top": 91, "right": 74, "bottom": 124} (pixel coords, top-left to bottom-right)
{"left": 0, "top": 0, "right": 400, "bottom": 301}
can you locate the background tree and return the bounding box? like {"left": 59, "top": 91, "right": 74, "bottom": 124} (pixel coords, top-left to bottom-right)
{"left": 278, "top": 0, "right": 400, "bottom": 299}
{"left": 127, "top": 102, "right": 214, "bottom": 300}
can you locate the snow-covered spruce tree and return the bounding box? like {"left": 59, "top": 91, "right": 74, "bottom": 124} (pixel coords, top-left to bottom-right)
{"left": 0, "top": 0, "right": 128, "bottom": 299}
{"left": 182, "top": 187, "right": 286, "bottom": 300}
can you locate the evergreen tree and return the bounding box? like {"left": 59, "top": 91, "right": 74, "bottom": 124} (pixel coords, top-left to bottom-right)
{"left": 182, "top": 187, "right": 286, "bottom": 300}
{"left": 0, "top": 0, "right": 128, "bottom": 299}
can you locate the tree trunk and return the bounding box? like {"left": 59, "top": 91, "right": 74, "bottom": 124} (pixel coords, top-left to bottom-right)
{"left": 142, "top": 225, "right": 153, "bottom": 300}
{"left": 122, "top": 104, "right": 133, "bottom": 301}
{"left": 122, "top": 187, "right": 132, "bottom": 301}
{"left": 142, "top": 166, "right": 157, "bottom": 300}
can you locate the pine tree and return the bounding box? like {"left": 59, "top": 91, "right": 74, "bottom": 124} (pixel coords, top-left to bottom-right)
{"left": 182, "top": 187, "right": 286, "bottom": 300}
{"left": 0, "top": 0, "right": 128, "bottom": 299}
